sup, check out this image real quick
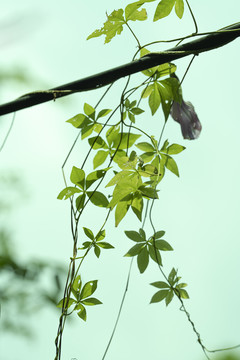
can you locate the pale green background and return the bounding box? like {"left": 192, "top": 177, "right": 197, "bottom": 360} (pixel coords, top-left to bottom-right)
{"left": 0, "top": 0, "right": 240, "bottom": 359}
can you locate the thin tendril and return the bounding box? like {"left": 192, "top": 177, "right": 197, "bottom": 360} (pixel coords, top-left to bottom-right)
{"left": 0, "top": 112, "right": 16, "bottom": 153}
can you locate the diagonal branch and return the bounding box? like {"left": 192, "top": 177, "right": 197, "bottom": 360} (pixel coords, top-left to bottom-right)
{"left": 0, "top": 22, "right": 240, "bottom": 117}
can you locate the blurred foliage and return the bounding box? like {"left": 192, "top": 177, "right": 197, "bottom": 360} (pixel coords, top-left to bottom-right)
{"left": 0, "top": 173, "right": 65, "bottom": 337}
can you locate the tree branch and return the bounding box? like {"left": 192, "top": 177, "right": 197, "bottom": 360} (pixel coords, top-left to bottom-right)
{"left": 0, "top": 22, "right": 240, "bottom": 117}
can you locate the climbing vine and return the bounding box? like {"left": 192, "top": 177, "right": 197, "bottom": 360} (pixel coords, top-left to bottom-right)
{"left": 53, "top": 1, "right": 240, "bottom": 360}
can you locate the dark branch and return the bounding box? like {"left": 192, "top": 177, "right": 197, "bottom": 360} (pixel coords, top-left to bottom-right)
{"left": 0, "top": 22, "right": 240, "bottom": 116}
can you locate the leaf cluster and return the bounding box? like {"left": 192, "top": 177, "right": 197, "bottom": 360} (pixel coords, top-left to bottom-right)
{"left": 79, "top": 228, "right": 114, "bottom": 258}
{"left": 57, "top": 275, "right": 102, "bottom": 321}
{"left": 124, "top": 228, "right": 173, "bottom": 273}
{"left": 150, "top": 267, "right": 189, "bottom": 306}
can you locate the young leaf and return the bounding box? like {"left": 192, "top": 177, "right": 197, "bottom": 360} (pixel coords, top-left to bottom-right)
{"left": 93, "top": 150, "right": 109, "bottom": 169}
{"left": 70, "top": 167, "right": 85, "bottom": 189}
{"left": 137, "top": 246, "right": 149, "bottom": 273}
{"left": 135, "top": 142, "right": 155, "bottom": 152}
{"left": 57, "top": 187, "right": 81, "bottom": 200}
{"left": 149, "top": 82, "right": 161, "bottom": 115}
{"left": 66, "top": 113, "right": 88, "bottom": 128}
{"left": 84, "top": 103, "right": 95, "bottom": 119}
{"left": 115, "top": 200, "right": 130, "bottom": 226}
{"left": 80, "top": 280, "right": 98, "bottom": 300}
{"left": 125, "top": 3, "right": 147, "bottom": 21}
{"left": 175, "top": 0, "right": 184, "bottom": 19}
{"left": 168, "top": 268, "right": 177, "bottom": 285}
{"left": 72, "top": 275, "right": 82, "bottom": 292}
{"left": 87, "top": 9, "right": 125, "bottom": 44}
{"left": 164, "top": 143, "right": 185, "bottom": 155}
{"left": 131, "top": 191, "right": 143, "bottom": 221}
{"left": 86, "top": 169, "right": 108, "bottom": 189}
{"left": 153, "top": 0, "right": 175, "bottom": 21}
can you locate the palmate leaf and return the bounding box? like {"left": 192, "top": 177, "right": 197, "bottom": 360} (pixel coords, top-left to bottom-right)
{"left": 93, "top": 150, "right": 109, "bottom": 169}
{"left": 124, "top": 230, "right": 143, "bottom": 242}
{"left": 86, "top": 191, "right": 109, "bottom": 208}
{"left": 57, "top": 187, "right": 81, "bottom": 200}
{"left": 125, "top": 2, "right": 147, "bottom": 21}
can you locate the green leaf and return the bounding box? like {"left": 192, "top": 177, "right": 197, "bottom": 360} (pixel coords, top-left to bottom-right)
{"left": 125, "top": 230, "right": 143, "bottom": 242}
{"left": 106, "top": 126, "right": 120, "bottom": 146}
{"left": 86, "top": 169, "right": 108, "bottom": 189}
{"left": 165, "top": 289, "right": 174, "bottom": 306}
{"left": 112, "top": 132, "right": 141, "bottom": 150}
{"left": 135, "top": 142, "right": 155, "bottom": 152}
{"left": 98, "top": 242, "right": 114, "bottom": 249}
{"left": 115, "top": 200, "right": 130, "bottom": 226}
{"left": 168, "top": 268, "right": 177, "bottom": 285}
{"left": 76, "top": 303, "right": 87, "bottom": 321}
{"left": 155, "top": 239, "right": 173, "bottom": 251}
{"left": 139, "top": 186, "right": 158, "bottom": 199}
{"left": 125, "top": 3, "right": 147, "bottom": 21}
{"left": 164, "top": 143, "right": 185, "bottom": 155}
{"left": 84, "top": 103, "right": 95, "bottom": 119}
{"left": 148, "top": 244, "right": 162, "bottom": 265}
{"left": 97, "top": 108, "right": 112, "bottom": 119}
{"left": 96, "top": 229, "right": 105, "bottom": 242}
{"left": 154, "top": 230, "right": 165, "bottom": 239}
{"left": 131, "top": 191, "right": 143, "bottom": 221}
{"left": 83, "top": 227, "right": 94, "bottom": 240}
{"left": 87, "top": 9, "right": 125, "bottom": 44}
{"left": 66, "top": 113, "right": 88, "bottom": 128}
{"left": 177, "top": 288, "right": 189, "bottom": 299}
{"left": 87, "top": 191, "right": 109, "bottom": 207}
{"left": 150, "top": 281, "right": 170, "bottom": 289}
{"left": 140, "top": 152, "right": 155, "bottom": 163}
{"left": 93, "top": 150, "right": 109, "bottom": 169}
{"left": 150, "top": 289, "right": 169, "bottom": 303}
{"left": 81, "top": 123, "right": 95, "bottom": 139}
{"left": 124, "top": 243, "right": 144, "bottom": 257}
{"left": 76, "top": 193, "right": 86, "bottom": 211}
{"left": 88, "top": 136, "right": 107, "bottom": 150}
{"left": 57, "top": 187, "right": 81, "bottom": 200}
{"left": 175, "top": 0, "right": 184, "bottom": 19}
{"left": 72, "top": 275, "right": 82, "bottom": 292}
{"left": 153, "top": 0, "right": 175, "bottom": 21}
{"left": 94, "top": 245, "right": 101, "bottom": 258}
{"left": 81, "top": 297, "right": 102, "bottom": 306}
{"left": 131, "top": 107, "right": 144, "bottom": 115}
{"left": 80, "top": 280, "right": 98, "bottom": 300}
{"left": 160, "top": 153, "right": 179, "bottom": 177}
{"left": 70, "top": 167, "right": 85, "bottom": 189}
{"left": 139, "top": 228, "right": 146, "bottom": 240}
{"left": 149, "top": 82, "right": 161, "bottom": 115}
{"left": 137, "top": 246, "right": 149, "bottom": 273}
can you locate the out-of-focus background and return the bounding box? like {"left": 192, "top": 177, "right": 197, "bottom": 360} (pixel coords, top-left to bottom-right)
{"left": 0, "top": 1, "right": 240, "bottom": 359}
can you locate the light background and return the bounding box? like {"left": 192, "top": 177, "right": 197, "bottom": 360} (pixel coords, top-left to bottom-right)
{"left": 0, "top": 1, "right": 240, "bottom": 360}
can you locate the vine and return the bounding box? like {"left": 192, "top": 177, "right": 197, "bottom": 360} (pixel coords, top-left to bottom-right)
{"left": 53, "top": 1, "right": 240, "bottom": 359}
